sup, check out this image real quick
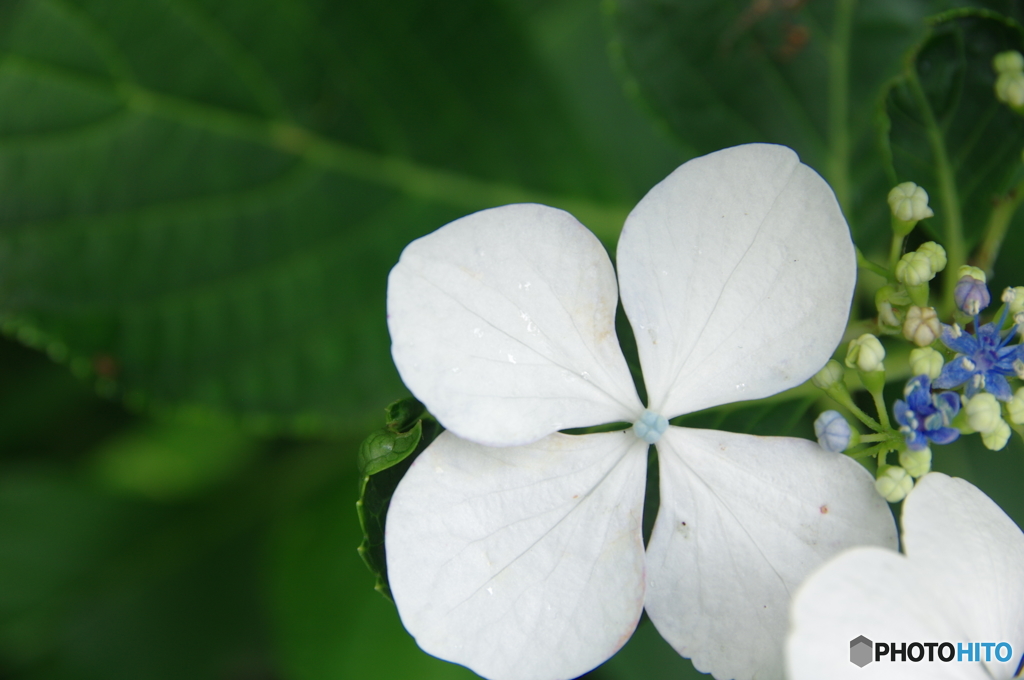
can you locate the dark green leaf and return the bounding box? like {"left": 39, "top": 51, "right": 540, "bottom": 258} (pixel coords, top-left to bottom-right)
{"left": 607, "top": 0, "right": 933, "bottom": 242}
{"left": 880, "top": 10, "right": 1024, "bottom": 252}
{"left": 269, "top": 478, "right": 478, "bottom": 680}
{"left": 356, "top": 399, "right": 442, "bottom": 599}
{"left": 0, "top": 0, "right": 633, "bottom": 436}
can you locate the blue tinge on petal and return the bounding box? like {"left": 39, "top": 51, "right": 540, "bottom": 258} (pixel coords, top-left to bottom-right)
{"left": 633, "top": 410, "right": 669, "bottom": 444}
{"left": 813, "top": 410, "right": 851, "bottom": 453}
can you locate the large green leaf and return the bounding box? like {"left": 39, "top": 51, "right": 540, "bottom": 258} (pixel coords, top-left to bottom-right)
{"left": 607, "top": 0, "right": 933, "bottom": 242}
{"left": 0, "top": 0, "right": 636, "bottom": 435}
{"left": 880, "top": 10, "right": 1024, "bottom": 261}
{"left": 268, "top": 478, "right": 478, "bottom": 680}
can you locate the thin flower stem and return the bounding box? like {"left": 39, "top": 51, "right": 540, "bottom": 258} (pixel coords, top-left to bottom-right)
{"left": 974, "top": 177, "right": 1024, "bottom": 276}
{"left": 888, "top": 233, "right": 905, "bottom": 273}
{"left": 846, "top": 443, "right": 882, "bottom": 460}
{"left": 870, "top": 389, "right": 892, "bottom": 431}
{"left": 905, "top": 66, "right": 965, "bottom": 316}
{"left": 856, "top": 247, "right": 892, "bottom": 281}
{"left": 843, "top": 399, "right": 882, "bottom": 432}
{"left": 859, "top": 433, "right": 888, "bottom": 443}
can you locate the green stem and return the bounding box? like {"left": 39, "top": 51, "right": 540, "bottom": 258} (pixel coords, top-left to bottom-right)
{"left": 974, "top": 177, "right": 1024, "bottom": 276}
{"left": 870, "top": 389, "right": 892, "bottom": 430}
{"left": 846, "top": 443, "right": 883, "bottom": 459}
{"left": 859, "top": 433, "right": 888, "bottom": 442}
{"left": 888, "top": 233, "right": 905, "bottom": 272}
{"left": 905, "top": 65, "right": 965, "bottom": 316}
{"left": 826, "top": 0, "right": 857, "bottom": 215}
{"left": 856, "top": 247, "right": 893, "bottom": 281}
{"left": 836, "top": 396, "right": 882, "bottom": 432}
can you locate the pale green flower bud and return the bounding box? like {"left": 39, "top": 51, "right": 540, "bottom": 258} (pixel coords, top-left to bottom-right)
{"left": 909, "top": 347, "right": 944, "bottom": 379}
{"left": 902, "top": 306, "right": 941, "bottom": 346}
{"left": 811, "top": 360, "right": 845, "bottom": 390}
{"left": 981, "top": 419, "right": 1012, "bottom": 451}
{"left": 996, "top": 71, "right": 1024, "bottom": 107}
{"left": 994, "top": 50, "right": 1024, "bottom": 73}
{"left": 1009, "top": 286, "right": 1024, "bottom": 316}
{"left": 1007, "top": 387, "right": 1024, "bottom": 425}
{"left": 965, "top": 393, "right": 1002, "bottom": 433}
{"left": 877, "top": 300, "right": 899, "bottom": 328}
{"left": 887, "top": 182, "right": 934, "bottom": 222}
{"left": 875, "top": 465, "right": 913, "bottom": 503}
{"left": 895, "top": 251, "right": 936, "bottom": 286}
{"left": 916, "top": 242, "right": 947, "bottom": 272}
{"left": 846, "top": 334, "right": 885, "bottom": 373}
{"left": 899, "top": 447, "right": 932, "bottom": 478}
{"left": 957, "top": 265, "right": 986, "bottom": 283}
{"left": 875, "top": 285, "right": 909, "bottom": 328}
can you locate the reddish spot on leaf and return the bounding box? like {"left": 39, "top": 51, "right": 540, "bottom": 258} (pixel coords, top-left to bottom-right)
{"left": 93, "top": 354, "right": 118, "bottom": 378}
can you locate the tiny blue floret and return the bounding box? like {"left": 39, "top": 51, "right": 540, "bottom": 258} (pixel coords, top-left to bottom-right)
{"left": 813, "top": 410, "right": 851, "bottom": 452}
{"left": 632, "top": 409, "right": 669, "bottom": 444}
{"left": 893, "top": 374, "right": 960, "bottom": 450}
{"left": 934, "top": 292, "right": 1024, "bottom": 401}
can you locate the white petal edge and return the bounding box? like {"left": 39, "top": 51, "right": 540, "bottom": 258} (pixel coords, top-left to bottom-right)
{"left": 787, "top": 547, "right": 992, "bottom": 679}
{"left": 386, "top": 430, "right": 649, "bottom": 680}
{"left": 616, "top": 144, "right": 855, "bottom": 417}
{"left": 388, "top": 204, "right": 642, "bottom": 447}
{"left": 644, "top": 426, "right": 895, "bottom": 680}
{"left": 901, "top": 473, "right": 1024, "bottom": 679}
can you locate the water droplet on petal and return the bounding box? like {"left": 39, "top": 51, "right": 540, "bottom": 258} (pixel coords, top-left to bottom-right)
{"left": 508, "top": 354, "right": 516, "bottom": 364}
{"left": 473, "top": 328, "right": 484, "bottom": 338}
{"left": 735, "top": 383, "right": 747, "bottom": 392}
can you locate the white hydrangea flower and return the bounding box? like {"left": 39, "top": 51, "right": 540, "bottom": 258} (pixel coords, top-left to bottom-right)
{"left": 787, "top": 473, "right": 1024, "bottom": 679}
{"left": 385, "top": 144, "right": 897, "bottom": 680}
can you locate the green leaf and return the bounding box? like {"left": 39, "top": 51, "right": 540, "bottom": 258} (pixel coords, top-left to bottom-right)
{"left": 0, "top": 466, "right": 276, "bottom": 680}
{"left": 356, "top": 399, "right": 442, "bottom": 600}
{"left": 269, "top": 478, "right": 478, "bottom": 680}
{"left": 0, "top": 0, "right": 634, "bottom": 436}
{"left": 879, "top": 10, "right": 1024, "bottom": 264}
{"left": 672, "top": 395, "right": 819, "bottom": 439}
{"left": 91, "top": 407, "right": 258, "bottom": 500}
{"left": 607, "top": 0, "right": 933, "bottom": 241}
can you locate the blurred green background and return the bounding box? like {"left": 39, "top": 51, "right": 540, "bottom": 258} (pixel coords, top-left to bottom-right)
{"left": 1, "top": 0, "right": 1023, "bottom": 679}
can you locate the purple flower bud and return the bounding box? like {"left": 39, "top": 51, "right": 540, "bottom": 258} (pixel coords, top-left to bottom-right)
{"left": 954, "top": 275, "right": 991, "bottom": 315}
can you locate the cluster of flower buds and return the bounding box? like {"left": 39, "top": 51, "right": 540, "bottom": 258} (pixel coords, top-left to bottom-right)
{"left": 811, "top": 179, "right": 1024, "bottom": 503}
{"left": 994, "top": 50, "right": 1024, "bottom": 111}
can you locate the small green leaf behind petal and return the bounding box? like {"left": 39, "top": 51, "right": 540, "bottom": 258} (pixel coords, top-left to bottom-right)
{"left": 356, "top": 398, "right": 442, "bottom": 600}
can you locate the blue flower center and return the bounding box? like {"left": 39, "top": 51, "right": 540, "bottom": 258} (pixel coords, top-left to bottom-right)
{"left": 632, "top": 410, "right": 669, "bottom": 444}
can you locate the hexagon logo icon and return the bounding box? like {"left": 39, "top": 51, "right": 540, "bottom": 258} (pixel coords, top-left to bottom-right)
{"left": 850, "top": 636, "right": 873, "bottom": 667}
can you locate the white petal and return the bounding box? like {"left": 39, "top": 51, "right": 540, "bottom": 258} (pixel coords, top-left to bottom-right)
{"left": 787, "top": 547, "right": 989, "bottom": 679}
{"left": 388, "top": 204, "right": 642, "bottom": 447}
{"left": 386, "top": 430, "right": 649, "bottom": 680}
{"left": 902, "top": 473, "right": 1024, "bottom": 678}
{"left": 644, "top": 426, "right": 895, "bottom": 680}
{"left": 616, "top": 144, "right": 855, "bottom": 417}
